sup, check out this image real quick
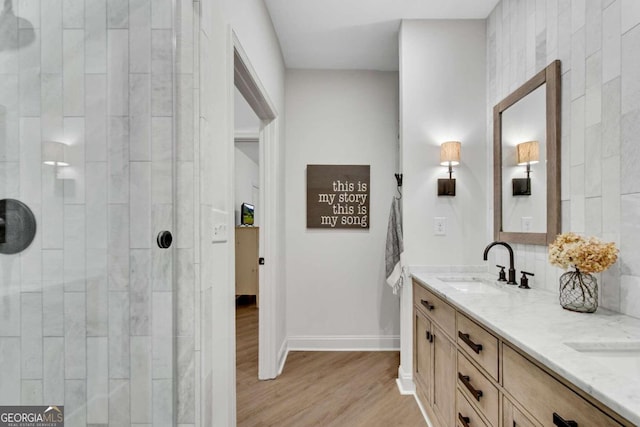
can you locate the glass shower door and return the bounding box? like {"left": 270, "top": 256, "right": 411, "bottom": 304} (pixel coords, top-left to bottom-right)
{"left": 0, "top": 0, "right": 178, "bottom": 425}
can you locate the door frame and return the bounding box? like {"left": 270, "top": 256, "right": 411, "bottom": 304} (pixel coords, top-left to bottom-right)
{"left": 232, "top": 33, "right": 280, "bottom": 380}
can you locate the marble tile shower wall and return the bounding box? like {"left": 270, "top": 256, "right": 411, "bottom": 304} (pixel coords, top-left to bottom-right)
{"left": 486, "top": 0, "right": 640, "bottom": 318}
{"left": 0, "top": 0, "right": 200, "bottom": 426}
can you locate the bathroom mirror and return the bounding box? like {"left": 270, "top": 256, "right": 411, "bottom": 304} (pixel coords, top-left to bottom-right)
{"left": 493, "top": 60, "right": 561, "bottom": 245}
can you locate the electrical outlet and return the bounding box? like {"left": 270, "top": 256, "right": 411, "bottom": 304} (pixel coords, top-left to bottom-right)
{"left": 521, "top": 216, "right": 533, "bottom": 232}
{"left": 434, "top": 217, "right": 446, "bottom": 236}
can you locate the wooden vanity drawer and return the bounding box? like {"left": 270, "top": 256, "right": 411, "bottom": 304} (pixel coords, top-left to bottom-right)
{"left": 503, "top": 344, "right": 624, "bottom": 427}
{"left": 457, "top": 313, "right": 499, "bottom": 380}
{"left": 456, "top": 389, "right": 489, "bottom": 427}
{"left": 503, "top": 397, "right": 540, "bottom": 427}
{"left": 457, "top": 351, "right": 499, "bottom": 426}
{"left": 413, "top": 280, "right": 455, "bottom": 338}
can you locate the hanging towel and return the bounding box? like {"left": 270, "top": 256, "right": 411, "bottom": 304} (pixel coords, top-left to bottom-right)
{"left": 385, "top": 197, "right": 404, "bottom": 294}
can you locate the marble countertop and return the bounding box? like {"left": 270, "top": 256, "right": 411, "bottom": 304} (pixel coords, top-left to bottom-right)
{"left": 410, "top": 269, "right": 640, "bottom": 426}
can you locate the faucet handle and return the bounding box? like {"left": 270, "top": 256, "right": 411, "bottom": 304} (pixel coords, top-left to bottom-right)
{"left": 496, "top": 265, "right": 507, "bottom": 281}
{"left": 519, "top": 271, "right": 534, "bottom": 289}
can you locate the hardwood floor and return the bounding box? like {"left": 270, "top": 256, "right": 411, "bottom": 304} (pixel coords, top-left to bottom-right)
{"left": 236, "top": 299, "right": 426, "bottom": 426}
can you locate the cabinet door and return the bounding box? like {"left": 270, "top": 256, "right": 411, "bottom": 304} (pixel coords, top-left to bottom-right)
{"left": 235, "top": 227, "right": 259, "bottom": 296}
{"left": 414, "top": 308, "right": 432, "bottom": 403}
{"left": 503, "top": 398, "right": 539, "bottom": 427}
{"left": 432, "top": 323, "right": 456, "bottom": 427}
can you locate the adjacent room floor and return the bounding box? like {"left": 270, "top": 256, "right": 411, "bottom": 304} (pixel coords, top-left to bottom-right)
{"left": 236, "top": 298, "right": 426, "bottom": 426}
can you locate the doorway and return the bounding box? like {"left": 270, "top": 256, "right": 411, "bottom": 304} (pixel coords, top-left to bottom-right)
{"left": 234, "top": 86, "right": 261, "bottom": 389}
{"left": 232, "top": 36, "right": 279, "bottom": 384}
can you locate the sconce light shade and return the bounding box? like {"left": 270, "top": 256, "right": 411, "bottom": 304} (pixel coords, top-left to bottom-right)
{"left": 440, "top": 141, "right": 461, "bottom": 166}
{"left": 516, "top": 141, "right": 539, "bottom": 165}
{"left": 438, "top": 141, "right": 461, "bottom": 196}
{"left": 513, "top": 141, "right": 538, "bottom": 196}
{"left": 42, "top": 141, "right": 69, "bottom": 167}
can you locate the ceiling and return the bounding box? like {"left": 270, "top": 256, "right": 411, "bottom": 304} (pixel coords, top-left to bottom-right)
{"left": 264, "top": 0, "right": 500, "bottom": 71}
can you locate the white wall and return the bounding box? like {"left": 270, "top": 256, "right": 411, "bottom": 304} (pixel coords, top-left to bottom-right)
{"left": 398, "top": 19, "right": 486, "bottom": 388}
{"left": 400, "top": 20, "right": 487, "bottom": 266}
{"left": 234, "top": 147, "right": 259, "bottom": 225}
{"left": 223, "top": 0, "right": 289, "bottom": 365}
{"left": 486, "top": 0, "right": 640, "bottom": 318}
{"left": 197, "top": 0, "right": 286, "bottom": 425}
{"left": 234, "top": 87, "right": 261, "bottom": 135}
{"left": 285, "top": 70, "right": 400, "bottom": 349}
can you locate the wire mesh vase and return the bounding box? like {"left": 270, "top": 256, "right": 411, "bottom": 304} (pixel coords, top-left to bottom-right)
{"left": 559, "top": 269, "right": 598, "bottom": 313}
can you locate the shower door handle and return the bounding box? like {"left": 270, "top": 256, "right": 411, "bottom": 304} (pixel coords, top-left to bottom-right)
{"left": 157, "top": 231, "right": 173, "bottom": 249}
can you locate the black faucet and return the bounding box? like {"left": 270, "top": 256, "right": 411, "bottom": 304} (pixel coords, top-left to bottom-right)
{"left": 483, "top": 241, "right": 517, "bottom": 285}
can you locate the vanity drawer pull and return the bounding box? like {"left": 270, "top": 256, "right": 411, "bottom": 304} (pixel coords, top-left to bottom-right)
{"left": 458, "top": 413, "right": 471, "bottom": 427}
{"left": 553, "top": 413, "right": 578, "bottom": 427}
{"left": 459, "top": 331, "right": 483, "bottom": 354}
{"left": 458, "top": 372, "right": 483, "bottom": 401}
{"left": 420, "top": 299, "right": 435, "bottom": 311}
{"left": 425, "top": 331, "right": 434, "bottom": 343}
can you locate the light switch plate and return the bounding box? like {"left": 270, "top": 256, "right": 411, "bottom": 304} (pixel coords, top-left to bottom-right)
{"left": 434, "top": 217, "right": 446, "bottom": 236}
{"left": 211, "top": 208, "right": 228, "bottom": 243}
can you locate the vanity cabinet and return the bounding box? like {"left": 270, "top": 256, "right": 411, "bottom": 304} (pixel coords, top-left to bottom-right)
{"left": 503, "top": 398, "right": 539, "bottom": 427}
{"left": 457, "top": 389, "right": 489, "bottom": 427}
{"left": 503, "top": 344, "right": 623, "bottom": 427}
{"left": 413, "top": 283, "right": 456, "bottom": 427}
{"left": 412, "top": 278, "right": 633, "bottom": 427}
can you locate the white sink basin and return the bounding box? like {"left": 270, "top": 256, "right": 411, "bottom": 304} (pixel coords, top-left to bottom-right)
{"left": 564, "top": 342, "right": 640, "bottom": 373}
{"left": 437, "top": 277, "right": 504, "bottom": 295}
{"left": 564, "top": 341, "right": 640, "bottom": 357}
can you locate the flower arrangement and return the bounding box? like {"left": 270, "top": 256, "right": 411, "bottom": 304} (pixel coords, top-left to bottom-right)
{"left": 548, "top": 232, "right": 618, "bottom": 274}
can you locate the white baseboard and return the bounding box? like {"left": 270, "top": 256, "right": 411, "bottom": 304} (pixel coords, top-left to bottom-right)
{"left": 395, "top": 365, "right": 415, "bottom": 395}
{"left": 413, "top": 394, "right": 433, "bottom": 427}
{"left": 277, "top": 339, "right": 289, "bottom": 376}
{"left": 286, "top": 335, "right": 400, "bottom": 351}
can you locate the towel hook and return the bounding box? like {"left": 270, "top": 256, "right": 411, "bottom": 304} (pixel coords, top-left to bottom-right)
{"left": 394, "top": 173, "right": 403, "bottom": 199}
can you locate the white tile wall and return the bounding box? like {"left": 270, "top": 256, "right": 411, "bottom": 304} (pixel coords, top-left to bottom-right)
{"left": 0, "top": 338, "right": 22, "bottom": 404}
{"left": 86, "top": 337, "right": 108, "bottom": 424}
{"left": 130, "top": 249, "right": 152, "bottom": 336}
{"left": 21, "top": 380, "right": 43, "bottom": 405}
{"left": 85, "top": 74, "right": 108, "bottom": 161}
{"left": 488, "top": 0, "right": 640, "bottom": 317}
{"left": 108, "top": 291, "right": 130, "bottom": 378}
{"left": 108, "top": 379, "right": 131, "bottom": 425}
{"left": 86, "top": 249, "right": 108, "bottom": 336}
{"left": 41, "top": 0, "right": 62, "bottom": 73}
{"left": 129, "top": 74, "right": 152, "bottom": 161}
{"left": 85, "top": 0, "right": 107, "bottom": 74}
{"left": 64, "top": 380, "right": 86, "bottom": 427}
{"left": 131, "top": 336, "right": 153, "bottom": 423}
{"left": 42, "top": 337, "right": 64, "bottom": 403}
{"left": 21, "top": 292, "right": 43, "bottom": 379}
{"left": 63, "top": 292, "right": 86, "bottom": 379}
{"left": 130, "top": 0, "right": 151, "bottom": 73}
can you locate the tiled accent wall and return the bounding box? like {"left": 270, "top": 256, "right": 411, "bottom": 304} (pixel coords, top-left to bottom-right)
{"left": 0, "top": 0, "right": 201, "bottom": 425}
{"left": 175, "top": 0, "right": 198, "bottom": 426}
{"left": 486, "top": 0, "right": 640, "bottom": 318}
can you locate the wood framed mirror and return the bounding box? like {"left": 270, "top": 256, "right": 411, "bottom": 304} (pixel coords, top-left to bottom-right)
{"left": 493, "top": 60, "right": 561, "bottom": 245}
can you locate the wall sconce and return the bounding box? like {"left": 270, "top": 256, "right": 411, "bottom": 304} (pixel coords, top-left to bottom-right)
{"left": 512, "top": 140, "right": 539, "bottom": 196}
{"left": 438, "top": 141, "right": 460, "bottom": 196}
{"left": 42, "top": 141, "right": 69, "bottom": 167}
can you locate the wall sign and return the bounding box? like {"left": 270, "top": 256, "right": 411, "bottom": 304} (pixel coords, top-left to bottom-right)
{"left": 306, "top": 164, "right": 370, "bottom": 229}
